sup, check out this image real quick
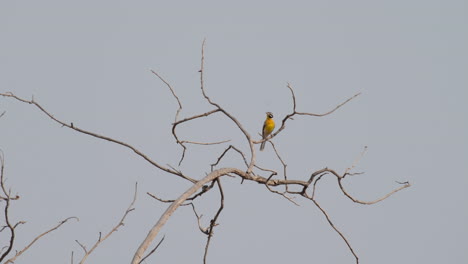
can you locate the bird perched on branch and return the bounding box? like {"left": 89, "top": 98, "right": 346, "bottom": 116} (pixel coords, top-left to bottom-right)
{"left": 260, "top": 112, "right": 275, "bottom": 151}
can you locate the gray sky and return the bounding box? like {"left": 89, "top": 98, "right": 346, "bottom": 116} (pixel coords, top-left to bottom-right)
{"left": 1, "top": 1, "right": 467, "bottom": 263}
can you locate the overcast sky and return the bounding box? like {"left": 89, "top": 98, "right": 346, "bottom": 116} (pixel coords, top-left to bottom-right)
{"left": 1, "top": 1, "right": 467, "bottom": 263}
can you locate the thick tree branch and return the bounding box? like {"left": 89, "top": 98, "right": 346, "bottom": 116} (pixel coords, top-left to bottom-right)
{"left": 131, "top": 168, "right": 248, "bottom": 264}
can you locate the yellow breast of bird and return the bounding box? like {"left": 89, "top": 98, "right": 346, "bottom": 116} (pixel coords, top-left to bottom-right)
{"left": 264, "top": 118, "right": 275, "bottom": 135}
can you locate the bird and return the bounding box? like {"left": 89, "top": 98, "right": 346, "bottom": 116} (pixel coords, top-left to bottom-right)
{"left": 260, "top": 112, "right": 275, "bottom": 151}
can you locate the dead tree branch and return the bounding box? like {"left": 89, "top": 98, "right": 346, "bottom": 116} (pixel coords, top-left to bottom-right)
{"left": 5, "top": 217, "right": 78, "bottom": 264}
{"left": 0, "top": 92, "right": 196, "bottom": 184}
{"left": 131, "top": 168, "right": 248, "bottom": 264}
{"left": 211, "top": 145, "right": 249, "bottom": 172}
{"left": 150, "top": 70, "right": 182, "bottom": 123}
{"left": 138, "top": 235, "right": 165, "bottom": 264}
{"left": 308, "top": 175, "right": 359, "bottom": 264}
{"left": 0, "top": 151, "right": 17, "bottom": 263}
{"left": 76, "top": 183, "right": 138, "bottom": 264}
{"left": 189, "top": 203, "right": 209, "bottom": 235}
{"left": 203, "top": 179, "right": 225, "bottom": 264}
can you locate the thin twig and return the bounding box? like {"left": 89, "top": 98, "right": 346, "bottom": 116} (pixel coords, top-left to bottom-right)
{"left": 138, "top": 235, "right": 165, "bottom": 264}
{"left": 344, "top": 146, "right": 368, "bottom": 175}
{"left": 269, "top": 141, "right": 289, "bottom": 192}
{"left": 211, "top": 145, "right": 249, "bottom": 172}
{"left": 263, "top": 172, "right": 299, "bottom": 206}
{"left": 180, "top": 139, "right": 230, "bottom": 145}
{"left": 171, "top": 108, "right": 221, "bottom": 166}
{"left": 75, "top": 240, "right": 87, "bottom": 254}
{"left": 194, "top": 41, "right": 258, "bottom": 174}
{"left": 338, "top": 179, "right": 411, "bottom": 205}
{"left": 150, "top": 70, "right": 182, "bottom": 122}
{"left": 190, "top": 203, "right": 209, "bottom": 234}
{"left": 199, "top": 38, "right": 214, "bottom": 106}
{"left": 5, "top": 217, "right": 78, "bottom": 264}
{"left": 310, "top": 175, "right": 359, "bottom": 264}
{"left": 203, "top": 179, "right": 225, "bottom": 264}
{"left": 77, "top": 183, "right": 138, "bottom": 264}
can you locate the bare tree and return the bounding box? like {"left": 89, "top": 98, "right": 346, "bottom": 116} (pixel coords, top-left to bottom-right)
{"left": 0, "top": 40, "right": 410, "bottom": 264}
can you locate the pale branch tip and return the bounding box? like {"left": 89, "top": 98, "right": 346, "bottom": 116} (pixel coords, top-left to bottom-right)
{"left": 150, "top": 69, "right": 182, "bottom": 123}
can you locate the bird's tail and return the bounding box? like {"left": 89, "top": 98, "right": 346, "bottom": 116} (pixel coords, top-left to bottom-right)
{"left": 260, "top": 141, "right": 266, "bottom": 151}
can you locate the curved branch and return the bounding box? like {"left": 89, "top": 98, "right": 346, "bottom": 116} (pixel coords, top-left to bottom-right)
{"left": 310, "top": 175, "right": 359, "bottom": 264}
{"left": 296, "top": 92, "right": 362, "bottom": 117}
{"left": 131, "top": 167, "right": 247, "bottom": 264}
{"left": 150, "top": 70, "right": 182, "bottom": 123}
{"left": 338, "top": 179, "right": 411, "bottom": 205}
